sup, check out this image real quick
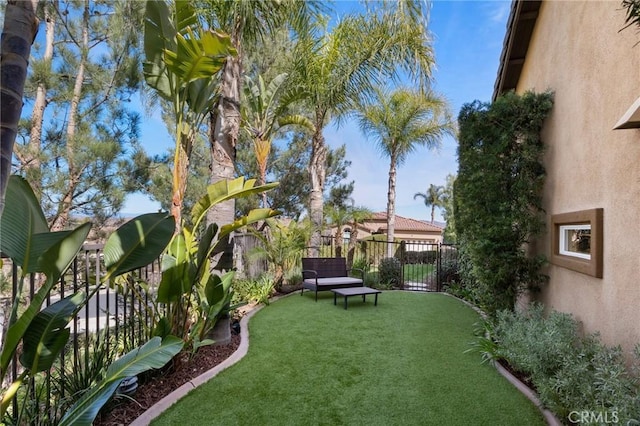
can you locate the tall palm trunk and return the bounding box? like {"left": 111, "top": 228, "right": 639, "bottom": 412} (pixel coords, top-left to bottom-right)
{"left": 0, "top": 0, "right": 39, "bottom": 218}
{"left": 308, "top": 114, "right": 327, "bottom": 258}
{"left": 386, "top": 150, "right": 398, "bottom": 258}
{"left": 25, "top": 1, "right": 56, "bottom": 198}
{"left": 347, "top": 224, "right": 358, "bottom": 268}
{"left": 208, "top": 50, "right": 241, "bottom": 269}
{"left": 51, "top": 0, "right": 89, "bottom": 231}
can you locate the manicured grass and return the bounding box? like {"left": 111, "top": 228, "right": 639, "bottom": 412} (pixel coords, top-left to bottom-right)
{"left": 153, "top": 292, "right": 545, "bottom": 426}
{"left": 403, "top": 263, "right": 435, "bottom": 282}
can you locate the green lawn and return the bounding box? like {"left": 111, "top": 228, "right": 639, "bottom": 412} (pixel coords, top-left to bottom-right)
{"left": 153, "top": 292, "right": 545, "bottom": 426}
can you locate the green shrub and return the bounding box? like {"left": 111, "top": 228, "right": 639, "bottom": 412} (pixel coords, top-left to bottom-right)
{"left": 378, "top": 257, "right": 401, "bottom": 287}
{"left": 438, "top": 258, "right": 460, "bottom": 287}
{"left": 232, "top": 275, "right": 275, "bottom": 305}
{"left": 492, "top": 303, "right": 640, "bottom": 423}
{"left": 403, "top": 250, "right": 437, "bottom": 264}
{"left": 351, "top": 256, "right": 370, "bottom": 274}
{"left": 455, "top": 91, "right": 553, "bottom": 314}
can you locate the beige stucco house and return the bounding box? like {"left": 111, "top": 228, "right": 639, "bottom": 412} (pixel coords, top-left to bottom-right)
{"left": 348, "top": 212, "right": 444, "bottom": 245}
{"left": 494, "top": 0, "right": 640, "bottom": 359}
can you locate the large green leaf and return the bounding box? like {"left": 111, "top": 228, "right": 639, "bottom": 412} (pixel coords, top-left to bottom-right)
{"left": 156, "top": 262, "right": 193, "bottom": 303}
{"left": 143, "top": 0, "right": 173, "bottom": 100}
{"left": 20, "top": 292, "right": 85, "bottom": 373}
{"left": 59, "top": 336, "right": 183, "bottom": 426}
{"left": 164, "top": 29, "right": 233, "bottom": 83}
{"left": 0, "top": 222, "right": 91, "bottom": 380}
{"left": 191, "top": 178, "right": 279, "bottom": 231}
{"left": 0, "top": 176, "right": 49, "bottom": 271}
{"left": 103, "top": 212, "right": 174, "bottom": 280}
{"left": 195, "top": 223, "right": 218, "bottom": 276}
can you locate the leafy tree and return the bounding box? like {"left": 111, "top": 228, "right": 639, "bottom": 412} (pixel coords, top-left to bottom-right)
{"left": 414, "top": 183, "right": 446, "bottom": 224}
{"left": 353, "top": 86, "right": 453, "bottom": 257}
{"left": 291, "top": 0, "right": 438, "bottom": 257}
{"left": 455, "top": 90, "right": 554, "bottom": 315}
{"left": 11, "top": 0, "right": 147, "bottom": 230}
{"left": 0, "top": 0, "right": 38, "bottom": 217}
{"left": 236, "top": 131, "right": 353, "bottom": 220}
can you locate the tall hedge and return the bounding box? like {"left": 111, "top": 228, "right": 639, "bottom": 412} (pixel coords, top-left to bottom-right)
{"left": 454, "top": 91, "right": 554, "bottom": 315}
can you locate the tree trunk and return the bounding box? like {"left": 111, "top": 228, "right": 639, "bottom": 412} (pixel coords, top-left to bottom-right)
{"left": 0, "top": 0, "right": 39, "bottom": 218}
{"left": 208, "top": 53, "right": 241, "bottom": 270}
{"left": 334, "top": 226, "right": 343, "bottom": 258}
{"left": 308, "top": 113, "right": 327, "bottom": 258}
{"left": 347, "top": 223, "right": 359, "bottom": 268}
{"left": 51, "top": 0, "right": 89, "bottom": 231}
{"left": 170, "top": 131, "right": 194, "bottom": 233}
{"left": 255, "top": 137, "right": 269, "bottom": 207}
{"left": 24, "top": 1, "right": 56, "bottom": 198}
{"left": 386, "top": 151, "right": 397, "bottom": 258}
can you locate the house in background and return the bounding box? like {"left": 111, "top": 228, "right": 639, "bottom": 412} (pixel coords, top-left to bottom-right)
{"left": 346, "top": 212, "right": 444, "bottom": 246}
{"left": 494, "top": 0, "right": 640, "bottom": 359}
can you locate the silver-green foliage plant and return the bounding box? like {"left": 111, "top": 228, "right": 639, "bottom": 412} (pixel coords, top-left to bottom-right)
{"left": 0, "top": 175, "right": 180, "bottom": 425}
{"left": 494, "top": 303, "right": 640, "bottom": 423}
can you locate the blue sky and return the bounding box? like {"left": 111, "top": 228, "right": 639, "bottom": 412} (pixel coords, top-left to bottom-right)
{"left": 123, "top": 0, "right": 512, "bottom": 222}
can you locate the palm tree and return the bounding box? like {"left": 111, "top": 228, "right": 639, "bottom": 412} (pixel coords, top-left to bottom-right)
{"left": 199, "top": 0, "right": 324, "bottom": 229}
{"left": 0, "top": 0, "right": 39, "bottom": 217}
{"left": 346, "top": 205, "right": 373, "bottom": 268}
{"left": 291, "top": 1, "right": 437, "bottom": 257}
{"left": 325, "top": 205, "right": 350, "bottom": 258}
{"left": 353, "top": 87, "right": 454, "bottom": 257}
{"left": 414, "top": 184, "right": 445, "bottom": 224}
{"left": 241, "top": 72, "right": 314, "bottom": 207}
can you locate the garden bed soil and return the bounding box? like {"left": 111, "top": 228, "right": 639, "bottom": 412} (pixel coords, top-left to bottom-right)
{"left": 94, "top": 332, "right": 241, "bottom": 426}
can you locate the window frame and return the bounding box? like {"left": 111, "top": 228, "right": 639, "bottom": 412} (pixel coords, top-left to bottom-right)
{"left": 550, "top": 208, "right": 603, "bottom": 278}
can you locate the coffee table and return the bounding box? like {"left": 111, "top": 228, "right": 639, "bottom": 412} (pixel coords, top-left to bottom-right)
{"left": 331, "top": 287, "right": 381, "bottom": 310}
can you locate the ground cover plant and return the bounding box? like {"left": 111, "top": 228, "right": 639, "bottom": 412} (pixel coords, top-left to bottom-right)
{"left": 153, "top": 292, "right": 545, "bottom": 425}
{"left": 472, "top": 303, "right": 640, "bottom": 423}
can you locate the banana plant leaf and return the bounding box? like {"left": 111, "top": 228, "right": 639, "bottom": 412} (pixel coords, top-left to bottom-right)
{"left": 191, "top": 177, "right": 279, "bottom": 231}
{"left": 0, "top": 176, "right": 49, "bottom": 272}
{"left": 20, "top": 292, "right": 85, "bottom": 373}
{"left": 103, "top": 212, "right": 174, "bottom": 281}
{"left": 0, "top": 222, "right": 91, "bottom": 382}
{"left": 59, "top": 336, "right": 183, "bottom": 426}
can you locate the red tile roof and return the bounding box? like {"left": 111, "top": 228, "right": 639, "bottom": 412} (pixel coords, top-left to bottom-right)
{"left": 362, "top": 212, "right": 443, "bottom": 233}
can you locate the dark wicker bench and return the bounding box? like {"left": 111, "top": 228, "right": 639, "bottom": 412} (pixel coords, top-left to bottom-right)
{"left": 301, "top": 257, "right": 364, "bottom": 301}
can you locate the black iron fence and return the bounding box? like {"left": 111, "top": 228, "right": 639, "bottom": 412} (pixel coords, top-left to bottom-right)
{"left": 310, "top": 236, "right": 458, "bottom": 291}
{"left": 0, "top": 244, "right": 160, "bottom": 423}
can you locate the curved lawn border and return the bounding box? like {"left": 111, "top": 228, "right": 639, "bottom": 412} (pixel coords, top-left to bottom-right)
{"left": 130, "top": 295, "right": 280, "bottom": 426}
{"left": 441, "top": 292, "right": 562, "bottom": 426}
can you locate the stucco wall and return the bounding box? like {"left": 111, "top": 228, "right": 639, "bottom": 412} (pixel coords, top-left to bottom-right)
{"left": 515, "top": 1, "right": 640, "bottom": 358}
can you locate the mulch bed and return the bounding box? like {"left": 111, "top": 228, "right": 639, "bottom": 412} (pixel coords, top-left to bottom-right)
{"left": 94, "top": 332, "right": 241, "bottom": 426}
